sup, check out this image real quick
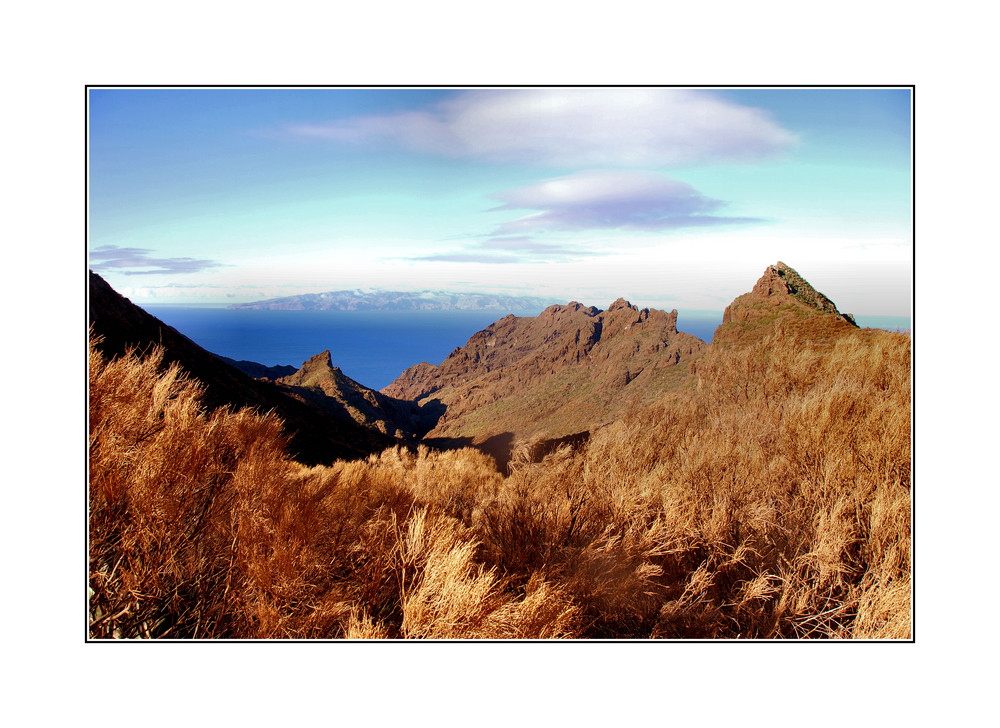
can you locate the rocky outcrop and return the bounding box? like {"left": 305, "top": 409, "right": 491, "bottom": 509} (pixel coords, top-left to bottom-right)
{"left": 275, "top": 350, "right": 438, "bottom": 439}
{"left": 715, "top": 262, "right": 858, "bottom": 345}
{"left": 722, "top": 261, "right": 857, "bottom": 326}
{"left": 381, "top": 298, "right": 707, "bottom": 446}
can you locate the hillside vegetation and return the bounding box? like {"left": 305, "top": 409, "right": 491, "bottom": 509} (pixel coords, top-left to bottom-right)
{"left": 88, "top": 271, "right": 396, "bottom": 465}
{"left": 89, "top": 303, "right": 910, "bottom": 638}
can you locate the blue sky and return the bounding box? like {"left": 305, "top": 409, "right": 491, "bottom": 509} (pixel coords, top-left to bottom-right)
{"left": 88, "top": 87, "right": 912, "bottom": 315}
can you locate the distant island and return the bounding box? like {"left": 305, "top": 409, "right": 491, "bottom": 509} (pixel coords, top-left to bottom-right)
{"left": 228, "top": 289, "right": 557, "bottom": 312}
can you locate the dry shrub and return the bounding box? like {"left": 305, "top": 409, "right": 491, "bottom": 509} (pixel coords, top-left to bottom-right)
{"left": 654, "top": 327, "right": 910, "bottom": 637}
{"left": 343, "top": 608, "right": 391, "bottom": 639}
{"left": 90, "top": 335, "right": 573, "bottom": 638}
{"left": 92, "top": 338, "right": 272, "bottom": 637}
{"left": 376, "top": 445, "right": 503, "bottom": 524}
{"left": 398, "top": 509, "right": 578, "bottom": 639}
{"left": 90, "top": 335, "right": 371, "bottom": 638}
{"left": 471, "top": 442, "right": 674, "bottom": 636}
{"left": 89, "top": 318, "right": 911, "bottom": 639}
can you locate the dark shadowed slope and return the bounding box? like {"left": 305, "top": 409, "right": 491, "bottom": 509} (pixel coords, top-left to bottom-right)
{"left": 217, "top": 357, "right": 297, "bottom": 380}
{"left": 88, "top": 271, "right": 396, "bottom": 465}
{"left": 272, "top": 349, "right": 441, "bottom": 440}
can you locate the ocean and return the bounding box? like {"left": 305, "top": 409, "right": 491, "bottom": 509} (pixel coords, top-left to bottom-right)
{"left": 144, "top": 307, "right": 549, "bottom": 391}
{"left": 142, "top": 306, "right": 910, "bottom": 392}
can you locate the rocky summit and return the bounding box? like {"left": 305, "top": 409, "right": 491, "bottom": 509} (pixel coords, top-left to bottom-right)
{"left": 713, "top": 261, "right": 858, "bottom": 346}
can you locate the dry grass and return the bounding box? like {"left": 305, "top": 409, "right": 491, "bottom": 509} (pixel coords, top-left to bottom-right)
{"left": 89, "top": 320, "right": 911, "bottom": 639}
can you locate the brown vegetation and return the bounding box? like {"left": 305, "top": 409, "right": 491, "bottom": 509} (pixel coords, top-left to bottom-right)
{"left": 88, "top": 270, "right": 397, "bottom": 465}
{"left": 89, "top": 303, "right": 911, "bottom": 638}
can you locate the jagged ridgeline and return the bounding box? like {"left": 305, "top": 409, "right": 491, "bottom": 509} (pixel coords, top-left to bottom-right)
{"left": 382, "top": 298, "right": 706, "bottom": 468}
{"left": 88, "top": 263, "right": 911, "bottom": 639}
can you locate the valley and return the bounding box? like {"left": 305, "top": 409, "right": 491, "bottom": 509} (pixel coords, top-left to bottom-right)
{"left": 87, "top": 262, "right": 911, "bottom": 640}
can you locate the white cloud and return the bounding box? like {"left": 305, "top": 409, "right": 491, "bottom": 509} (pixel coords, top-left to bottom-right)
{"left": 89, "top": 245, "right": 225, "bottom": 275}
{"left": 287, "top": 88, "right": 797, "bottom": 166}
{"left": 489, "top": 169, "right": 761, "bottom": 234}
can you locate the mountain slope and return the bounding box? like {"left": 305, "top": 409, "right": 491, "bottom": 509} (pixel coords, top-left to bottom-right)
{"left": 713, "top": 261, "right": 858, "bottom": 346}
{"left": 382, "top": 298, "right": 707, "bottom": 461}
{"left": 89, "top": 261, "right": 910, "bottom": 639}
{"left": 88, "top": 271, "right": 397, "bottom": 465}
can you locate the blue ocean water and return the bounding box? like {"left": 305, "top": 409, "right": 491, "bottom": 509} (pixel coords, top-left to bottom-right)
{"left": 142, "top": 306, "right": 910, "bottom": 392}
{"left": 144, "top": 307, "right": 542, "bottom": 391}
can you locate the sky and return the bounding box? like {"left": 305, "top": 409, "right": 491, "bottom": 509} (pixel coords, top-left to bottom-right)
{"left": 88, "top": 87, "right": 912, "bottom": 315}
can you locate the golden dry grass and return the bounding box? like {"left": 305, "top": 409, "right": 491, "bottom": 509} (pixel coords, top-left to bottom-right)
{"left": 89, "top": 320, "right": 910, "bottom": 639}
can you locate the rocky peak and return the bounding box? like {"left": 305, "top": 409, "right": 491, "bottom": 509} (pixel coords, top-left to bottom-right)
{"left": 721, "top": 261, "right": 858, "bottom": 331}
{"left": 381, "top": 295, "right": 707, "bottom": 449}
{"left": 771, "top": 262, "right": 843, "bottom": 316}
{"left": 541, "top": 302, "right": 600, "bottom": 319}
{"left": 278, "top": 350, "right": 346, "bottom": 390}
{"left": 303, "top": 349, "right": 335, "bottom": 371}
{"left": 749, "top": 264, "right": 790, "bottom": 298}
{"left": 607, "top": 298, "right": 637, "bottom": 312}
{"left": 649, "top": 307, "right": 679, "bottom": 335}
{"left": 602, "top": 297, "right": 661, "bottom": 334}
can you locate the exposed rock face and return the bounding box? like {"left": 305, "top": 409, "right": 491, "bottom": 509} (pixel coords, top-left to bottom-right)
{"left": 715, "top": 261, "right": 858, "bottom": 344}
{"left": 88, "top": 271, "right": 397, "bottom": 465}
{"left": 274, "top": 350, "right": 437, "bottom": 439}
{"left": 381, "top": 298, "right": 707, "bottom": 448}
{"left": 723, "top": 261, "right": 857, "bottom": 326}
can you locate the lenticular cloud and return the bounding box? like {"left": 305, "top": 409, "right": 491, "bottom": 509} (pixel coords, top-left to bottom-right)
{"left": 89, "top": 245, "right": 225, "bottom": 276}
{"left": 288, "top": 88, "right": 797, "bottom": 167}
{"left": 489, "top": 170, "right": 761, "bottom": 234}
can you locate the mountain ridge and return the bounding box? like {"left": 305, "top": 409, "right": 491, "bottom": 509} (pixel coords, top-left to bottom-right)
{"left": 90, "top": 261, "right": 867, "bottom": 470}
{"left": 88, "top": 271, "right": 398, "bottom": 465}
{"left": 381, "top": 297, "right": 708, "bottom": 462}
